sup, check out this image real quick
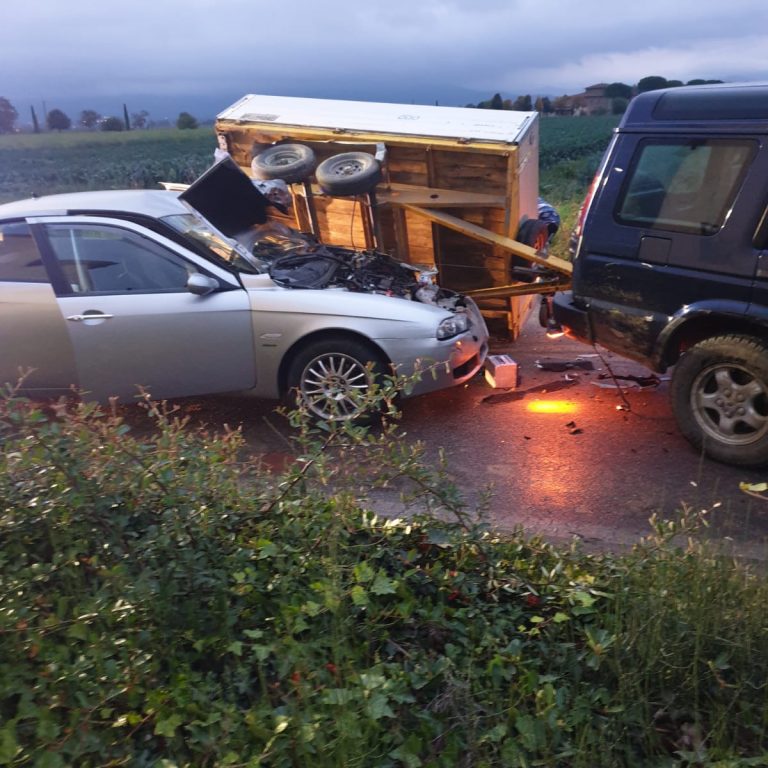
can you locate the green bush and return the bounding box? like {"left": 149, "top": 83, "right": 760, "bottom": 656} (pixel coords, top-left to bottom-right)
{"left": 101, "top": 116, "right": 125, "bottom": 132}
{"left": 1, "top": 383, "right": 767, "bottom": 766}
{"left": 177, "top": 112, "right": 198, "bottom": 130}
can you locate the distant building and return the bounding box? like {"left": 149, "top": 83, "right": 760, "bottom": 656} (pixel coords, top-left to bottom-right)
{"left": 553, "top": 84, "right": 615, "bottom": 116}
{"left": 582, "top": 83, "right": 612, "bottom": 115}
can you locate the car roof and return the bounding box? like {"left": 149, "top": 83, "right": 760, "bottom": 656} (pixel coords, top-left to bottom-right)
{"left": 620, "top": 82, "right": 768, "bottom": 132}
{"left": 0, "top": 189, "right": 189, "bottom": 221}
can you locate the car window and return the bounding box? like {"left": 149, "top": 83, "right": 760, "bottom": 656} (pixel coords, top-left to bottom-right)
{"left": 0, "top": 222, "right": 48, "bottom": 283}
{"left": 616, "top": 139, "right": 756, "bottom": 235}
{"left": 162, "top": 212, "right": 262, "bottom": 274}
{"left": 44, "top": 224, "right": 194, "bottom": 294}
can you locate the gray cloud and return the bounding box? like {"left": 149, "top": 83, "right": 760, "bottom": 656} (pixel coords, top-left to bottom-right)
{"left": 3, "top": 0, "right": 767, "bottom": 118}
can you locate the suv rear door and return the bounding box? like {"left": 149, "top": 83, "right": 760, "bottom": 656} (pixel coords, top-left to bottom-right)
{"left": 576, "top": 133, "right": 765, "bottom": 359}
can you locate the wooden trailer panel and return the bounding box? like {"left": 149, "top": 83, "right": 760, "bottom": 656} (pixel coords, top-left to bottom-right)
{"left": 215, "top": 94, "right": 560, "bottom": 336}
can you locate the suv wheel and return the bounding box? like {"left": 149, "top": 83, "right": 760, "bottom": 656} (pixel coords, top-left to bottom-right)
{"left": 671, "top": 334, "right": 768, "bottom": 466}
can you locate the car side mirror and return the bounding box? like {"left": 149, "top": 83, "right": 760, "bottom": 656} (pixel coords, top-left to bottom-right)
{"left": 187, "top": 273, "right": 219, "bottom": 296}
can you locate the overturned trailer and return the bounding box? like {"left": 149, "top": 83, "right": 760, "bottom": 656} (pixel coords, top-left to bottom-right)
{"left": 215, "top": 94, "right": 571, "bottom": 337}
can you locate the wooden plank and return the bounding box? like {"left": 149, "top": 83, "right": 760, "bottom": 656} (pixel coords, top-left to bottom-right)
{"left": 425, "top": 147, "right": 443, "bottom": 279}
{"left": 509, "top": 294, "right": 536, "bottom": 335}
{"left": 391, "top": 207, "right": 410, "bottom": 261}
{"left": 383, "top": 170, "right": 430, "bottom": 186}
{"left": 216, "top": 119, "right": 526, "bottom": 153}
{"left": 504, "top": 151, "right": 518, "bottom": 236}
{"left": 403, "top": 209, "right": 435, "bottom": 265}
{"left": 431, "top": 149, "right": 509, "bottom": 193}
{"left": 465, "top": 279, "right": 570, "bottom": 299}
{"left": 399, "top": 204, "right": 573, "bottom": 276}
{"left": 377, "top": 183, "right": 505, "bottom": 209}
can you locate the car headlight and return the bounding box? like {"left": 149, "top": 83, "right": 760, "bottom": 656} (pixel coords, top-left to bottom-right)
{"left": 436, "top": 314, "right": 469, "bottom": 340}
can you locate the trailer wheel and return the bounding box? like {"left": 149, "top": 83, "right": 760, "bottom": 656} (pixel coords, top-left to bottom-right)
{"left": 316, "top": 152, "right": 382, "bottom": 196}
{"left": 251, "top": 144, "right": 317, "bottom": 184}
{"left": 510, "top": 218, "right": 551, "bottom": 283}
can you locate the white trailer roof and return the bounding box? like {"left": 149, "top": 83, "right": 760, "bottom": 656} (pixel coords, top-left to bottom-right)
{"left": 218, "top": 94, "right": 536, "bottom": 145}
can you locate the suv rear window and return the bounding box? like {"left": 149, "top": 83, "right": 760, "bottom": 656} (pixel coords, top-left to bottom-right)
{"left": 616, "top": 138, "right": 756, "bottom": 235}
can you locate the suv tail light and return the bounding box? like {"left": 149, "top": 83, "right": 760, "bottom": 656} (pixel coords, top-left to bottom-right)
{"left": 573, "top": 172, "right": 600, "bottom": 242}
{"left": 568, "top": 173, "right": 600, "bottom": 259}
{"left": 569, "top": 135, "right": 617, "bottom": 259}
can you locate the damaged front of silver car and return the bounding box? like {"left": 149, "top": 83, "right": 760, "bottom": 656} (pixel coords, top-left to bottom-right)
{"left": 251, "top": 223, "right": 488, "bottom": 391}
{"left": 169, "top": 157, "right": 488, "bottom": 417}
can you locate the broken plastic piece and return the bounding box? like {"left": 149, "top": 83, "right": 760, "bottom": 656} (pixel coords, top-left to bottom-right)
{"left": 536, "top": 358, "right": 595, "bottom": 372}
{"left": 592, "top": 373, "right": 661, "bottom": 389}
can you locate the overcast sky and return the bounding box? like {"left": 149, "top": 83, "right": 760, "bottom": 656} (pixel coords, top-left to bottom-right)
{"left": 4, "top": 0, "right": 768, "bottom": 122}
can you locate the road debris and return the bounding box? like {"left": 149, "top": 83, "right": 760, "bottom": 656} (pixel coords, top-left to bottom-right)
{"left": 536, "top": 357, "right": 595, "bottom": 372}
{"left": 591, "top": 373, "right": 662, "bottom": 389}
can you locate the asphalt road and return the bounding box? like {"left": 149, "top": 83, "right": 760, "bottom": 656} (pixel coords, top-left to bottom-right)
{"left": 394, "top": 313, "right": 768, "bottom": 557}
{"left": 144, "top": 311, "right": 768, "bottom": 558}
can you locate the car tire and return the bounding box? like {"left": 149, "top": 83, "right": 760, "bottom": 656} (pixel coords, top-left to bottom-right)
{"left": 315, "top": 152, "right": 382, "bottom": 196}
{"left": 251, "top": 144, "right": 317, "bottom": 184}
{"left": 511, "top": 218, "right": 551, "bottom": 283}
{"left": 538, "top": 296, "right": 549, "bottom": 328}
{"left": 286, "top": 337, "right": 388, "bottom": 422}
{"left": 670, "top": 334, "right": 768, "bottom": 466}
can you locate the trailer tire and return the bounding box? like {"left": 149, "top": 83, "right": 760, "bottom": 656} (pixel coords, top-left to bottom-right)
{"left": 251, "top": 144, "right": 317, "bottom": 184}
{"left": 316, "top": 152, "right": 382, "bottom": 196}
{"left": 510, "top": 218, "right": 550, "bottom": 283}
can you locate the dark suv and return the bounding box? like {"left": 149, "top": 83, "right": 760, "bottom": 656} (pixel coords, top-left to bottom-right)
{"left": 553, "top": 82, "right": 768, "bottom": 466}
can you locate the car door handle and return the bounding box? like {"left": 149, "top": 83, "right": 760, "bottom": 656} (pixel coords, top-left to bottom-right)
{"left": 66, "top": 313, "right": 114, "bottom": 321}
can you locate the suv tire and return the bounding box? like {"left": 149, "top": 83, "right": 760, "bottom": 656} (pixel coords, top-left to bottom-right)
{"left": 671, "top": 334, "right": 768, "bottom": 466}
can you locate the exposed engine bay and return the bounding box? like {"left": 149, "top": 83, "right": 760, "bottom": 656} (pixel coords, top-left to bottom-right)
{"left": 248, "top": 221, "right": 471, "bottom": 311}
{"left": 176, "top": 157, "right": 474, "bottom": 314}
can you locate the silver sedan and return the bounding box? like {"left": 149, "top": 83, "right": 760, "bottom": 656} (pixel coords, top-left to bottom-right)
{"left": 0, "top": 170, "right": 488, "bottom": 420}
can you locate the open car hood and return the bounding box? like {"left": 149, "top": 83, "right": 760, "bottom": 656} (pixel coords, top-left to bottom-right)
{"left": 180, "top": 156, "right": 272, "bottom": 237}
{"left": 179, "top": 157, "right": 473, "bottom": 316}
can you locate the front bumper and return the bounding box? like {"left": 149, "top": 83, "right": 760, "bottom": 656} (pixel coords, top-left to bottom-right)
{"left": 381, "top": 305, "right": 489, "bottom": 397}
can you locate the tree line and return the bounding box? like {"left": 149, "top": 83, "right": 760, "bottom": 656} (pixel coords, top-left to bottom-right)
{"left": 467, "top": 75, "right": 725, "bottom": 115}
{"left": 2, "top": 75, "right": 728, "bottom": 134}
{"left": 0, "top": 98, "right": 199, "bottom": 134}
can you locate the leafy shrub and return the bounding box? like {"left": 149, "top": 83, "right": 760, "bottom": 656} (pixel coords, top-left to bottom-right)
{"left": 1, "top": 360, "right": 767, "bottom": 765}
{"left": 177, "top": 112, "right": 198, "bottom": 130}
{"left": 101, "top": 116, "right": 125, "bottom": 132}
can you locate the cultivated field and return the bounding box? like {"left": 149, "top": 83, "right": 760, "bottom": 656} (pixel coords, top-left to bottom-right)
{"left": 0, "top": 127, "right": 216, "bottom": 203}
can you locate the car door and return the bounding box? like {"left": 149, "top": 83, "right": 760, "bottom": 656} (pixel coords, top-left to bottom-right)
{"left": 0, "top": 220, "right": 79, "bottom": 395}
{"left": 30, "top": 216, "right": 256, "bottom": 402}
{"left": 576, "top": 134, "right": 765, "bottom": 360}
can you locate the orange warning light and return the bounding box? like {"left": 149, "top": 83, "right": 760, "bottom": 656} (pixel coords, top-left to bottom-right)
{"left": 525, "top": 400, "right": 579, "bottom": 415}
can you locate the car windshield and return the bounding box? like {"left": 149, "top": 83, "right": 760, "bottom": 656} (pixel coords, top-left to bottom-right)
{"left": 161, "top": 212, "right": 263, "bottom": 274}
